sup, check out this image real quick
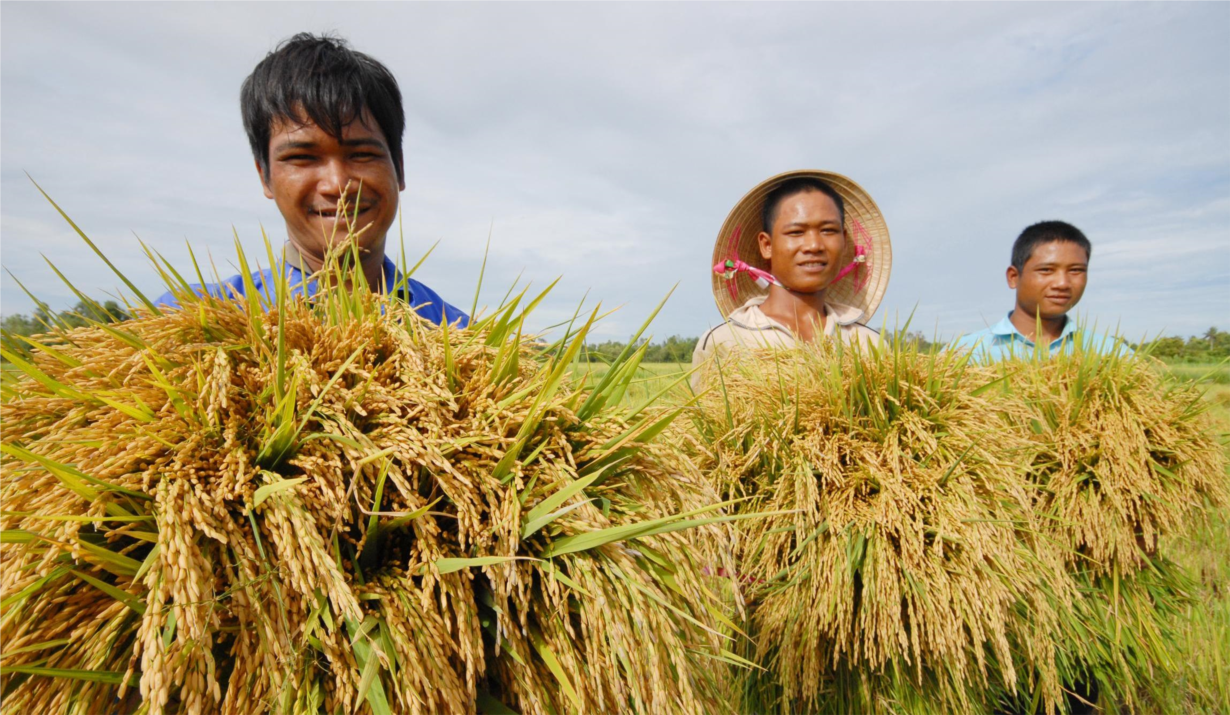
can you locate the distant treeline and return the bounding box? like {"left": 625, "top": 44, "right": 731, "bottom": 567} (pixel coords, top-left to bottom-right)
{"left": 2, "top": 301, "right": 131, "bottom": 357}
{"left": 581, "top": 331, "right": 941, "bottom": 363}
{"left": 1143, "top": 327, "right": 1230, "bottom": 362}
{"left": 2, "top": 302, "right": 1227, "bottom": 364}
{"left": 580, "top": 328, "right": 1230, "bottom": 363}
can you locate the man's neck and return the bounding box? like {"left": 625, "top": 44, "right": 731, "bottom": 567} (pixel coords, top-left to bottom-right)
{"left": 1009, "top": 306, "right": 1067, "bottom": 345}
{"left": 285, "top": 240, "right": 389, "bottom": 293}
{"left": 759, "top": 285, "right": 827, "bottom": 340}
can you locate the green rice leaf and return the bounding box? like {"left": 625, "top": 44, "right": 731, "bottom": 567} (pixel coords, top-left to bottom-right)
{"left": 68, "top": 568, "right": 145, "bottom": 614}
{"left": 76, "top": 539, "right": 142, "bottom": 577}
{"left": 251, "top": 475, "right": 309, "bottom": 510}
{"left": 522, "top": 470, "right": 606, "bottom": 539}
{"left": 0, "top": 665, "right": 134, "bottom": 685}
{"left": 432, "top": 556, "right": 527, "bottom": 574}
{"left": 528, "top": 626, "right": 582, "bottom": 712}
{"left": 27, "top": 174, "right": 160, "bottom": 315}
{"left": 475, "top": 691, "right": 519, "bottom": 715}
{"left": 1, "top": 639, "right": 71, "bottom": 657}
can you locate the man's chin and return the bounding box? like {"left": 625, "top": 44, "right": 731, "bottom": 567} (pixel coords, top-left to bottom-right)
{"left": 781, "top": 277, "right": 831, "bottom": 294}
{"left": 309, "top": 216, "right": 388, "bottom": 243}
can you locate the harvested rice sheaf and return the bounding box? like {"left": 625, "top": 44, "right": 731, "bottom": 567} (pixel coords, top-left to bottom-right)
{"left": 691, "top": 341, "right": 1074, "bottom": 715}
{"left": 1005, "top": 348, "right": 1228, "bottom": 576}
{"left": 0, "top": 240, "right": 740, "bottom": 715}
{"left": 999, "top": 348, "right": 1230, "bottom": 711}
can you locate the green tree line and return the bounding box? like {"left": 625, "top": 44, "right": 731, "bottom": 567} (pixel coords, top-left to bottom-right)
{"left": 1141, "top": 327, "right": 1230, "bottom": 362}
{"left": 2, "top": 301, "right": 131, "bottom": 358}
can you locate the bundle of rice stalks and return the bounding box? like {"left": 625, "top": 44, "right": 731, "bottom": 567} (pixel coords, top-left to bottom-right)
{"left": 1004, "top": 347, "right": 1227, "bottom": 576}
{"left": 997, "top": 346, "right": 1229, "bottom": 711}
{"left": 689, "top": 341, "right": 1073, "bottom": 715}
{"left": 1, "top": 199, "right": 743, "bottom": 714}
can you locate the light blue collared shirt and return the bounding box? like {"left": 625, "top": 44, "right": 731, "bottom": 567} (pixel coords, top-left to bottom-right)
{"left": 154, "top": 251, "right": 468, "bottom": 328}
{"left": 950, "top": 312, "right": 1125, "bottom": 362}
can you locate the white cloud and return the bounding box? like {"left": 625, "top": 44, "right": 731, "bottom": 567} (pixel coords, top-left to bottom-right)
{"left": 2, "top": 2, "right": 1227, "bottom": 343}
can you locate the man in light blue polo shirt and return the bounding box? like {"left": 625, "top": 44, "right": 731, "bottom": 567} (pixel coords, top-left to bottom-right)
{"left": 155, "top": 33, "right": 466, "bottom": 328}
{"left": 952, "top": 220, "right": 1121, "bottom": 361}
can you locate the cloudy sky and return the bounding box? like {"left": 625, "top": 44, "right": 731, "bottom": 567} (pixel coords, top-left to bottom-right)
{"left": 2, "top": 2, "right": 1227, "bottom": 342}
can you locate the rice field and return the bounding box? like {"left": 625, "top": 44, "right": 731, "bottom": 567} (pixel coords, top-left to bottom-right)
{"left": 1165, "top": 362, "right": 1230, "bottom": 385}
{"left": 1159, "top": 363, "right": 1230, "bottom": 715}
{"left": 570, "top": 362, "right": 693, "bottom": 405}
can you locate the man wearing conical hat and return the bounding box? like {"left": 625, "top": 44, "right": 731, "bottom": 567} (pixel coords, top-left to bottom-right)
{"left": 691, "top": 170, "right": 891, "bottom": 389}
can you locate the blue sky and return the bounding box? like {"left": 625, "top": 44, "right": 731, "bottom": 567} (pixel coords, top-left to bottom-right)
{"left": 2, "top": 2, "right": 1227, "bottom": 342}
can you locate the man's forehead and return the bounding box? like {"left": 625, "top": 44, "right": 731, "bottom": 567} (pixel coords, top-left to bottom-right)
{"left": 776, "top": 194, "right": 841, "bottom": 224}
{"left": 269, "top": 108, "right": 386, "bottom": 144}
{"left": 1029, "top": 240, "right": 1089, "bottom": 265}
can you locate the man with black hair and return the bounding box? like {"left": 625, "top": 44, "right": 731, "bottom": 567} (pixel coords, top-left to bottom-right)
{"left": 155, "top": 33, "right": 466, "bottom": 327}
{"left": 690, "top": 171, "right": 890, "bottom": 390}
{"left": 952, "top": 220, "right": 1119, "bottom": 360}
{"left": 958, "top": 221, "right": 1111, "bottom": 715}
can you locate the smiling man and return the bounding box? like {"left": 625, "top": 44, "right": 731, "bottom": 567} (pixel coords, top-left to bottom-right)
{"left": 155, "top": 33, "right": 466, "bottom": 327}
{"left": 691, "top": 171, "right": 892, "bottom": 388}
{"left": 952, "top": 220, "right": 1118, "bottom": 360}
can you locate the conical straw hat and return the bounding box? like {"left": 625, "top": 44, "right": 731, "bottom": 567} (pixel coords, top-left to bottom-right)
{"left": 711, "top": 169, "right": 892, "bottom": 320}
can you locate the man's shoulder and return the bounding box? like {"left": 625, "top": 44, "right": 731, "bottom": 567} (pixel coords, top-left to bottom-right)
{"left": 846, "top": 321, "right": 880, "bottom": 341}
{"left": 154, "top": 269, "right": 271, "bottom": 309}
{"left": 951, "top": 325, "right": 1000, "bottom": 351}
{"left": 401, "top": 277, "right": 468, "bottom": 328}
{"left": 698, "top": 316, "right": 793, "bottom": 352}
{"left": 697, "top": 321, "right": 734, "bottom": 352}
{"left": 1070, "top": 328, "right": 1134, "bottom": 357}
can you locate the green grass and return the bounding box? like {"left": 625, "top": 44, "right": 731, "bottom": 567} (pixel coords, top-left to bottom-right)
{"left": 1157, "top": 361, "right": 1230, "bottom": 713}
{"left": 570, "top": 362, "right": 695, "bottom": 406}
{"left": 1162, "top": 360, "right": 1230, "bottom": 435}
{"left": 1164, "top": 361, "right": 1230, "bottom": 385}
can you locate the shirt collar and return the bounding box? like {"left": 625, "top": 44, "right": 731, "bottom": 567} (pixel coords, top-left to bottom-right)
{"left": 280, "top": 243, "right": 404, "bottom": 297}
{"left": 728, "top": 294, "right": 865, "bottom": 335}
{"left": 992, "top": 311, "right": 1077, "bottom": 346}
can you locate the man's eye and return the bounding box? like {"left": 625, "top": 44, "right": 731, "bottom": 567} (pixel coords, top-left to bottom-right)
{"left": 281, "top": 154, "right": 314, "bottom": 162}
{"left": 352, "top": 152, "right": 380, "bottom": 160}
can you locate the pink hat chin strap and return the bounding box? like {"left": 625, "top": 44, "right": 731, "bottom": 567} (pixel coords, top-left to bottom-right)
{"left": 714, "top": 219, "right": 873, "bottom": 299}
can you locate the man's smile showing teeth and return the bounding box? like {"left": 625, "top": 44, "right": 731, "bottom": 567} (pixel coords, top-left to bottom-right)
{"left": 311, "top": 205, "right": 373, "bottom": 218}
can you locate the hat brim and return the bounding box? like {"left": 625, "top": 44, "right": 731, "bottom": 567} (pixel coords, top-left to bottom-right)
{"left": 711, "top": 170, "right": 892, "bottom": 321}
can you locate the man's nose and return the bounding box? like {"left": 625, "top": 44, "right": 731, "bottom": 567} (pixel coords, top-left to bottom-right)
{"left": 318, "top": 158, "right": 352, "bottom": 197}
{"left": 800, "top": 230, "right": 824, "bottom": 251}
{"left": 1053, "top": 271, "right": 1071, "bottom": 288}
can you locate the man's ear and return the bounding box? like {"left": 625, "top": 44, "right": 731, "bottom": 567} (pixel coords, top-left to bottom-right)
{"left": 397, "top": 152, "right": 406, "bottom": 191}
{"left": 256, "top": 160, "right": 274, "bottom": 200}
{"left": 1006, "top": 265, "right": 1019, "bottom": 289}
{"left": 757, "top": 231, "right": 773, "bottom": 262}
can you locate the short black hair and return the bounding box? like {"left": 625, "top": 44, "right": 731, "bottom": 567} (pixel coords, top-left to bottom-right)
{"left": 241, "top": 33, "right": 405, "bottom": 182}
{"left": 761, "top": 177, "right": 845, "bottom": 234}
{"left": 1011, "top": 221, "right": 1091, "bottom": 271}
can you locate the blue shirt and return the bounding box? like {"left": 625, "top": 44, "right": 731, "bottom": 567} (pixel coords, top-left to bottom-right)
{"left": 154, "top": 253, "right": 468, "bottom": 328}
{"left": 950, "top": 312, "right": 1125, "bottom": 362}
